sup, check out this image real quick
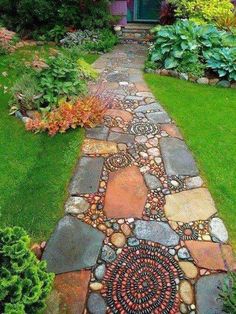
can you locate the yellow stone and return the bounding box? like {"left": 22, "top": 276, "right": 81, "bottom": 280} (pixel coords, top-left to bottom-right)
{"left": 110, "top": 232, "right": 126, "bottom": 248}
{"left": 180, "top": 280, "right": 194, "bottom": 305}
{"left": 82, "top": 139, "right": 118, "bottom": 155}
{"left": 179, "top": 262, "right": 198, "bottom": 279}
{"left": 90, "top": 282, "right": 103, "bottom": 291}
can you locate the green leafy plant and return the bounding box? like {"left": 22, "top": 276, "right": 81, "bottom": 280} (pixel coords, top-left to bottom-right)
{"left": 219, "top": 272, "right": 236, "bottom": 313}
{"left": 77, "top": 59, "right": 98, "bottom": 80}
{"left": 45, "top": 25, "right": 67, "bottom": 43}
{"left": 0, "top": 226, "right": 54, "bottom": 314}
{"left": 61, "top": 29, "right": 118, "bottom": 53}
{"left": 203, "top": 47, "right": 236, "bottom": 81}
{"left": 37, "top": 52, "right": 87, "bottom": 107}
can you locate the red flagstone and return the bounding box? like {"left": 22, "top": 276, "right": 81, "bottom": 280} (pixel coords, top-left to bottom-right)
{"left": 185, "top": 241, "right": 236, "bottom": 271}
{"left": 54, "top": 270, "right": 91, "bottom": 314}
{"left": 161, "top": 124, "right": 183, "bottom": 140}
{"left": 105, "top": 109, "right": 133, "bottom": 123}
{"left": 104, "top": 165, "right": 147, "bottom": 218}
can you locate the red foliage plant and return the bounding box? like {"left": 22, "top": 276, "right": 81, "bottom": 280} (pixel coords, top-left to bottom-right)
{"left": 26, "top": 90, "right": 112, "bottom": 136}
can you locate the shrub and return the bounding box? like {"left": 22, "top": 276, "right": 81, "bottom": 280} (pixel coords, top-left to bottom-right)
{"left": 219, "top": 272, "right": 236, "bottom": 313}
{"left": 60, "top": 29, "right": 118, "bottom": 53}
{"left": 169, "top": 0, "right": 235, "bottom": 28}
{"left": 26, "top": 93, "right": 111, "bottom": 136}
{"left": 0, "top": 226, "right": 54, "bottom": 314}
{"left": 203, "top": 47, "right": 236, "bottom": 81}
{"left": 160, "top": 0, "right": 176, "bottom": 25}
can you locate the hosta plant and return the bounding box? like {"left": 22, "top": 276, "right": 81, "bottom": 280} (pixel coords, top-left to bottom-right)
{"left": 203, "top": 47, "right": 236, "bottom": 81}
{"left": 0, "top": 226, "right": 54, "bottom": 314}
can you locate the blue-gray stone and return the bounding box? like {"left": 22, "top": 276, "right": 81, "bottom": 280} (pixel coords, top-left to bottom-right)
{"left": 178, "top": 247, "right": 190, "bottom": 259}
{"left": 101, "top": 245, "right": 116, "bottom": 263}
{"left": 144, "top": 173, "right": 162, "bottom": 190}
{"left": 146, "top": 111, "right": 171, "bottom": 124}
{"left": 87, "top": 293, "right": 107, "bottom": 314}
{"left": 108, "top": 132, "right": 135, "bottom": 144}
{"left": 196, "top": 274, "right": 229, "bottom": 314}
{"left": 42, "top": 216, "right": 105, "bottom": 274}
{"left": 160, "top": 138, "right": 199, "bottom": 176}
{"left": 134, "top": 103, "right": 162, "bottom": 113}
{"left": 127, "top": 237, "right": 140, "bottom": 247}
{"left": 94, "top": 264, "right": 106, "bottom": 280}
{"left": 217, "top": 80, "right": 230, "bottom": 88}
{"left": 86, "top": 125, "right": 109, "bottom": 140}
{"left": 69, "top": 157, "right": 104, "bottom": 195}
{"left": 134, "top": 220, "right": 180, "bottom": 246}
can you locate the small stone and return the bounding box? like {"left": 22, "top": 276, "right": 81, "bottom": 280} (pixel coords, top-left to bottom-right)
{"left": 135, "top": 135, "right": 148, "bottom": 143}
{"left": 110, "top": 232, "right": 126, "bottom": 248}
{"left": 197, "top": 77, "right": 209, "bottom": 84}
{"left": 217, "top": 80, "right": 230, "bottom": 88}
{"left": 180, "top": 303, "right": 188, "bottom": 313}
{"left": 94, "top": 264, "right": 106, "bottom": 280}
{"left": 65, "top": 197, "right": 89, "bottom": 215}
{"left": 127, "top": 237, "right": 140, "bottom": 246}
{"left": 112, "top": 223, "right": 120, "bottom": 231}
{"left": 22, "top": 117, "right": 31, "bottom": 124}
{"left": 90, "top": 282, "right": 103, "bottom": 291}
{"left": 140, "top": 152, "right": 148, "bottom": 159}
{"left": 185, "top": 176, "right": 203, "bottom": 189}
{"left": 209, "top": 217, "right": 228, "bottom": 243}
{"left": 180, "top": 280, "right": 194, "bottom": 304}
{"left": 179, "top": 262, "right": 198, "bottom": 279}
{"left": 119, "top": 81, "right": 129, "bottom": 86}
{"left": 121, "top": 224, "right": 132, "bottom": 236}
{"left": 147, "top": 147, "right": 160, "bottom": 157}
{"left": 31, "top": 243, "right": 43, "bottom": 260}
{"left": 154, "top": 157, "right": 162, "bottom": 164}
{"left": 209, "top": 78, "right": 219, "bottom": 85}
{"left": 118, "top": 143, "right": 127, "bottom": 151}
{"left": 202, "top": 234, "right": 212, "bottom": 241}
{"left": 178, "top": 247, "right": 190, "bottom": 259}
{"left": 87, "top": 293, "right": 106, "bottom": 314}
{"left": 169, "top": 249, "right": 176, "bottom": 255}
{"left": 179, "top": 73, "right": 189, "bottom": 80}
{"left": 144, "top": 173, "right": 162, "bottom": 190}
{"left": 101, "top": 245, "right": 116, "bottom": 263}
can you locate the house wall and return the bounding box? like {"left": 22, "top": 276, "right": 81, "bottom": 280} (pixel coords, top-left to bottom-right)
{"left": 110, "top": 0, "right": 128, "bottom": 25}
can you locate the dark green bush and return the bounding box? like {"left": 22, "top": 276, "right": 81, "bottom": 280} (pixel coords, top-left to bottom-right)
{"left": 0, "top": 226, "right": 54, "bottom": 314}
{"left": 219, "top": 272, "right": 236, "bottom": 313}
{"left": 0, "top": 0, "right": 113, "bottom": 35}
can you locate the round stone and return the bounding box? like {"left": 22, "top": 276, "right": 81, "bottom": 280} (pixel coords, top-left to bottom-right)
{"left": 135, "top": 135, "right": 148, "bottom": 143}
{"left": 209, "top": 217, "right": 228, "bottom": 243}
{"left": 90, "top": 282, "right": 103, "bottom": 291}
{"left": 180, "top": 303, "right": 188, "bottom": 313}
{"left": 121, "top": 224, "right": 132, "bottom": 236}
{"left": 179, "top": 262, "right": 198, "bottom": 279}
{"left": 180, "top": 280, "right": 194, "bottom": 305}
{"left": 65, "top": 197, "right": 89, "bottom": 215}
{"left": 95, "top": 264, "right": 106, "bottom": 281}
{"left": 178, "top": 247, "right": 190, "bottom": 260}
{"left": 110, "top": 233, "right": 126, "bottom": 248}
{"left": 127, "top": 237, "right": 140, "bottom": 247}
{"left": 87, "top": 293, "right": 106, "bottom": 314}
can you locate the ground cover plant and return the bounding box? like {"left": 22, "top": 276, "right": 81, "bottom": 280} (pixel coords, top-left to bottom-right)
{"left": 144, "top": 74, "right": 236, "bottom": 249}
{"left": 220, "top": 272, "right": 236, "bottom": 313}
{"left": 0, "top": 45, "right": 98, "bottom": 241}
{"left": 147, "top": 19, "right": 236, "bottom": 81}
{"left": 0, "top": 226, "right": 54, "bottom": 313}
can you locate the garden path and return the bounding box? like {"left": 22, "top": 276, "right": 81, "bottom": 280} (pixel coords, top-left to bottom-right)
{"left": 43, "top": 44, "right": 235, "bottom": 314}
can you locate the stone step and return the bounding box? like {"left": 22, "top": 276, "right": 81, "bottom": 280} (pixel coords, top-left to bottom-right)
{"left": 115, "top": 23, "right": 154, "bottom": 43}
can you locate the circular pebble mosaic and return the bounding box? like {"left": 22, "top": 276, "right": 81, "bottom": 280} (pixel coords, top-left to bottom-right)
{"left": 129, "top": 122, "right": 160, "bottom": 136}
{"left": 105, "top": 152, "right": 133, "bottom": 172}
{"left": 101, "top": 241, "right": 184, "bottom": 314}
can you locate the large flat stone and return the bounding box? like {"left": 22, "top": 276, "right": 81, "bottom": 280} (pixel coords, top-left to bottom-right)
{"left": 82, "top": 139, "right": 118, "bottom": 155}
{"left": 161, "top": 124, "right": 183, "bottom": 139}
{"left": 86, "top": 125, "right": 109, "bottom": 140}
{"left": 54, "top": 270, "right": 91, "bottom": 314}
{"left": 164, "top": 188, "right": 217, "bottom": 223}
{"left": 42, "top": 216, "right": 105, "bottom": 274}
{"left": 196, "top": 274, "right": 228, "bottom": 314}
{"left": 108, "top": 132, "right": 135, "bottom": 144}
{"left": 69, "top": 157, "right": 104, "bottom": 195}
{"left": 134, "top": 103, "right": 162, "bottom": 113}
{"left": 104, "top": 165, "right": 147, "bottom": 218}
{"left": 105, "top": 109, "right": 133, "bottom": 123}
{"left": 146, "top": 111, "right": 171, "bottom": 124}
{"left": 87, "top": 293, "right": 107, "bottom": 314}
{"left": 185, "top": 241, "right": 236, "bottom": 271}
{"left": 134, "top": 220, "right": 179, "bottom": 246}
{"left": 160, "top": 138, "right": 198, "bottom": 176}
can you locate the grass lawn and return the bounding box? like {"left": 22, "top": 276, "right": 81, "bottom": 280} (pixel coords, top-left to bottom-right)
{"left": 145, "top": 74, "right": 236, "bottom": 249}
{"left": 0, "top": 45, "right": 98, "bottom": 241}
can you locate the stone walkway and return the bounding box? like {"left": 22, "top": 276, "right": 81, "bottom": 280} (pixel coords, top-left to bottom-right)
{"left": 43, "top": 44, "right": 235, "bottom": 314}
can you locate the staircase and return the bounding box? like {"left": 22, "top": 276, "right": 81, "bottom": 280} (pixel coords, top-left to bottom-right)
{"left": 116, "top": 23, "right": 154, "bottom": 43}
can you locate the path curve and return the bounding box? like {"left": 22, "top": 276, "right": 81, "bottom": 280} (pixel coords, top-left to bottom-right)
{"left": 43, "top": 44, "right": 235, "bottom": 314}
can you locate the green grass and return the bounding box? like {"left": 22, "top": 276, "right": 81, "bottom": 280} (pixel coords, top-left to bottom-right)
{"left": 0, "top": 45, "right": 98, "bottom": 241}
{"left": 145, "top": 74, "right": 236, "bottom": 249}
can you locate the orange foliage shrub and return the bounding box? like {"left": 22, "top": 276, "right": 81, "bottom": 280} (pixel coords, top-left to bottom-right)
{"left": 26, "top": 94, "right": 110, "bottom": 136}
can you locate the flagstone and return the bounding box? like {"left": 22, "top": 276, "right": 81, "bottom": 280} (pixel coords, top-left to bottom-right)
{"left": 69, "top": 157, "right": 104, "bottom": 194}
{"left": 82, "top": 139, "right": 118, "bottom": 155}
{"left": 53, "top": 270, "right": 90, "bottom": 314}
{"left": 108, "top": 132, "right": 135, "bottom": 144}
{"left": 86, "top": 125, "right": 109, "bottom": 140}
{"left": 185, "top": 240, "right": 236, "bottom": 271}
{"left": 134, "top": 103, "right": 162, "bottom": 113}
{"left": 164, "top": 188, "right": 217, "bottom": 223}
{"left": 160, "top": 138, "right": 198, "bottom": 176}
{"left": 196, "top": 274, "right": 228, "bottom": 314}
{"left": 161, "top": 124, "right": 183, "bottom": 139}
{"left": 104, "top": 165, "right": 147, "bottom": 218}
{"left": 134, "top": 220, "right": 180, "bottom": 246}
{"left": 42, "top": 216, "right": 105, "bottom": 274}
{"left": 146, "top": 111, "right": 171, "bottom": 124}
{"left": 105, "top": 109, "right": 133, "bottom": 123}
